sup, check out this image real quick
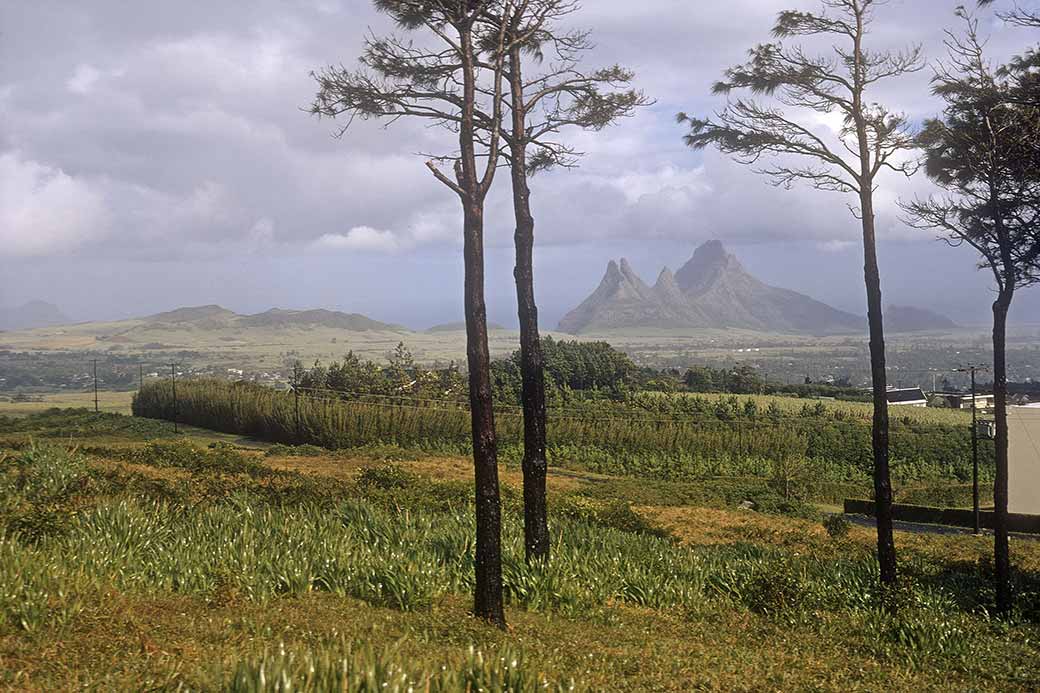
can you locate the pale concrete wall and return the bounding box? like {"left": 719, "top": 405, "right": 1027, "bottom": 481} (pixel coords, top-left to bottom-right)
{"left": 1009, "top": 406, "right": 1040, "bottom": 515}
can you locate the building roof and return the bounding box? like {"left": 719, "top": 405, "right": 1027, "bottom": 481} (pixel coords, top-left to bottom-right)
{"left": 887, "top": 387, "right": 928, "bottom": 404}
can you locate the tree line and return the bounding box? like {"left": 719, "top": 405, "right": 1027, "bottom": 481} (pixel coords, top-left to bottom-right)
{"left": 308, "top": 0, "right": 1038, "bottom": 625}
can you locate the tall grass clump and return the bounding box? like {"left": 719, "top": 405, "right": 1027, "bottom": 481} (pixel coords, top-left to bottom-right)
{"left": 221, "top": 642, "right": 581, "bottom": 693}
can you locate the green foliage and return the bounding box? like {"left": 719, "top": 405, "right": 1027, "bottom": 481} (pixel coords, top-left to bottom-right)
{"left": 356, "top": 464, "right": 420, "bottom": 491}
{"left": 126, "top": 440, "right": 269, "bottom": 477}
{"left": 0, "top": 408, "right": 170, "bottom": 440}
{"left": 554, "top": 494, "right": 670, "bottom": 538}
{"left": 0, "top": 443, "right": 1038, "bottom": 685}
{"left": 133, "top": 380, "right": 991, "bottom": 500}
{"left": 740, "top": 561, "right": 806, "bottom": 616}
{"left": 823, "top": 514, "right": 851, "bottom": 539}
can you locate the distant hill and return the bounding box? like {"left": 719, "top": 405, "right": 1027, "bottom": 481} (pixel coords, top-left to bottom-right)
{"left": 559, "top": 241, "right": 866, "bottom": 335}
{"left": 240, "top": 309, "right": 405, "bottom": 331}
{"left": 148, "top": 305, "right": 238, "bottom": 327}
{"left": 426, "top": 321, "right": 507, "bottom": 333}
{"left": 0, "top": 301, "right": 72, "bottom": 331}
{"left": 142, "top": 305, "right": 404, "bottom": 332}
{"left": 886, "top": 305, "right": 958, "bottom": 333}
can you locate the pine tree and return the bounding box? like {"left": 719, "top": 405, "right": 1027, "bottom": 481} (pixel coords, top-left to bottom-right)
{"left": 679, "top": 0, "right": 923, "bottom": 594}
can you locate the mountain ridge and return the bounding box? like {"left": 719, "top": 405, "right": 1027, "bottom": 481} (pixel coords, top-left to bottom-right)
{"left": 886, "top": 305, "right": 958, "bottom": 333}
{"left": 143, "top": 304, "right": 404, "bottom": 331}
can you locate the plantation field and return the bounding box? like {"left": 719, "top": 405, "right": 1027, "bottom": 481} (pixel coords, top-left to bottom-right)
{"left": 649, "top": 390, "right": 974, "bottom": 427}
{"left": 133, "top": 379, "right": 991, "bottom": 509}
{"left": 0, "top": 409, "right": 1038, "bottom": 690}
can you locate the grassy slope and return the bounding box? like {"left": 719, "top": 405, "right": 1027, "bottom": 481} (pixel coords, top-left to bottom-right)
{"left": 0, "top": 412, "right": 1038, "bottom": 691}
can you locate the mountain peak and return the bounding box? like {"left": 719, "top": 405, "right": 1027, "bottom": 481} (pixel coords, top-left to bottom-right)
{"left": 0, "top": 301, "right": 71, "bottom": 331}
{"left": 693, "top": 239, "right": 727, "bottom": 263}
{"left": 674, "top": 240, "right": 743, "bottom": 295}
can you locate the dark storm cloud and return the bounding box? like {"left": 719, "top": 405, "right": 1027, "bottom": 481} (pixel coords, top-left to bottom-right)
{"left": 0, "top": 0, "right": 1037, "bottom": 324}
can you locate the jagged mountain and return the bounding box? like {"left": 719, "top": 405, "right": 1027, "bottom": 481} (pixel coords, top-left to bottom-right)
{"left": 558, "top": 241, "right": 866, "bottom": 334}
{"left": 886, "top": 305, "right": 958, "bottom": 333}
{"left": 0, "top": 301, "right": 72, "bottom": 331}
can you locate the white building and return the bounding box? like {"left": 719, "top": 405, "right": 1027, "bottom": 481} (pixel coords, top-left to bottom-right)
{"left": 1009, "top": 405, "right": 1040, "bottom": 515}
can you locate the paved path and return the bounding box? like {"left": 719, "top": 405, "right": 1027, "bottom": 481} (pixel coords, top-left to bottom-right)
{"left": 845, "top": 512, "right": 1040, "bottom": 541}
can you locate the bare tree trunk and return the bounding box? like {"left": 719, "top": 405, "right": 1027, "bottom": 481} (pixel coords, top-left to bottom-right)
{"left": 458, "top": 26, "right": 505, "bottom": 628}
{"left": 851, "top": 4, "right": 896, "bottom": 591}
{"left": 508, "top": 45, "right": 550, "bottom": 564}
{"left": 463, "top": 203, "right": 506, "bottom": 627}
{"left": 860, "top": 192, "right": 898, "bottom": 589}
{"left": 992, "top": 290, "right": 1013, "bottom": 614}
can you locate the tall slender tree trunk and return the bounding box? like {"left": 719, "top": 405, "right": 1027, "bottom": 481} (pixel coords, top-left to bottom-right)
{"left": 860, "top": 194, "right": 897, "bottom": 589}
{"left": 508, "top": 45, "right": 550, "bottom": 564}
{"left": 992, "top": 290, "right": 1013, "bottom": 614}
{"left": 852, "top": 5, "right": 896, "bottom": 590}
{"left": 458, "top": 26, "right": 505, "bottom": 628}
{"left": 463, "top": 201, "right": 506, "bottom": 627}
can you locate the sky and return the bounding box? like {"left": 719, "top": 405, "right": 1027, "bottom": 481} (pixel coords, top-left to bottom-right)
{"left": 1, "top": 0, "right": 1038, "bottom": 329}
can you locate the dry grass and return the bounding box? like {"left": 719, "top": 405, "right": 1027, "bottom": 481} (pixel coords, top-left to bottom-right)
{"left": 266, "top": 453, "right": 585, "bottom": 493}
{"left": 0, "top": 391, "right": 135, "bottom": 417}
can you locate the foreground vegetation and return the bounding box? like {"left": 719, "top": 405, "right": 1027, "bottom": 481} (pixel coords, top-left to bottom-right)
{"left": 0, "top": 409, "right": 1037, "bottom": 690}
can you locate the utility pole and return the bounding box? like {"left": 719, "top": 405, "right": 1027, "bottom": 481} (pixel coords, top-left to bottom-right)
{"left": 956, "top": 365, "right": 989, "bottom": 534}
{"left": 292, "top": 365, "right": 302, "bottom": 444}
{"left": 170, "top": 363, "right": 179, "bottom": 434}
{"left": 93, "top": 359, "right": 99, "bottom": 413}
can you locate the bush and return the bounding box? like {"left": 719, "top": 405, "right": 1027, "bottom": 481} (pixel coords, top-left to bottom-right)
{"left": 740, "top": 561, "right": 806, "bottom": 616}
{"left": 554, "top": 494, "right": 669, "bottom": 538}
{"left": 356, "top": 464, "right": 420, "bottom": 491}
{"left": 823, "top": 514, "right": 851, "bottom": 539}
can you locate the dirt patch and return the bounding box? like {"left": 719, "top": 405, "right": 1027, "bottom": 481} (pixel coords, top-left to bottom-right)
{"left": 264, "top": 454, "right": 583, "bottom": 493}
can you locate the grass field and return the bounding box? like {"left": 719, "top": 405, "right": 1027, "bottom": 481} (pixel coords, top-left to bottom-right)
{"left": 0, "top": 409, "right": 1038, "bottom": 690}
{"left": 0, "top": 391, "right": 134, "bottom": 416}
{"left": 648, "top": 390, "right": 974, "bottom": 426}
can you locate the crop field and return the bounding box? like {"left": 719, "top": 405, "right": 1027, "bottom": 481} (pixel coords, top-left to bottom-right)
{"left": 133, "top": 379, "right": 991, "bottom": 509}
{"left": 0, "top": 408, "right": 1038, "bottom": 690}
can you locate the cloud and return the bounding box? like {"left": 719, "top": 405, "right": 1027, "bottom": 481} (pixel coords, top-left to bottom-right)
{"left": 1, "top": 0, "right": 1037, "bottom": 323}
{"left": 315, "top": 226, "right": 402, "bottom": 253}
{"left": 0, "top": 153, "right": 109, "bottom": 256}
{"left": 66, "top": 65, "right": 103, "bottom": 94}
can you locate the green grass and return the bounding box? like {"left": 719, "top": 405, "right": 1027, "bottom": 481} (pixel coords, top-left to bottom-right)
{"left": 0, "top": 425, "right": 1039, "bottom": 690}
{"left": 0, "top": 410, "right": 1037, "bottom": 690}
